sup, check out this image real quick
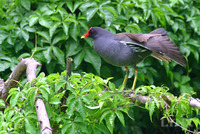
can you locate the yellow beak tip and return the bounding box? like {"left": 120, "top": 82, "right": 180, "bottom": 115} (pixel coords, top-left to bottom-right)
{"left": 81, "top": 36, "right": 85, "bottom": 39}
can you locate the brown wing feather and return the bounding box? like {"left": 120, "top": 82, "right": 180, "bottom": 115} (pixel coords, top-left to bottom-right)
{"left": 116, "top": 28, "right": 186, "bottom": 66}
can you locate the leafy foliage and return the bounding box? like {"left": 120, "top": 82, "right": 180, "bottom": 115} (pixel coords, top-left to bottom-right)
{"left": 1, "top": 71, "right": 199, "bottom": 133}
{"left": 0, "top": 0, "right": 200, "bottom": 133}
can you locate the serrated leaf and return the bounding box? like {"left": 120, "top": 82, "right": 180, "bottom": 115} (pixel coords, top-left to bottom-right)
{"left": 84, "top": 47, "right": 101, "bottom": 75}
{"left": 115, "top": 110, "right": 125, "bottom": 126}
{"left": 149, "top": 101, "right": 155, "bottom": 122}
{"left": 105, "top": 113, "right": 115, "bottom": 134}
{"left": 100, "top": 110, "right": 113, "bottom": 123}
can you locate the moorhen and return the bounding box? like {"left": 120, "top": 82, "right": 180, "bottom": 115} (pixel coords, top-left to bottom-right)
{"left": 81, "top": 27, "right": 186, "bottom": 90}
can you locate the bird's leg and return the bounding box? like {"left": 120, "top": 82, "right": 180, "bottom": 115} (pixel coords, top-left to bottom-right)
{"left": 122, "top": 67, "right": 129, "bottom": 87}
{"left": 131, "top": 68, "right": 138, "bottom": 90}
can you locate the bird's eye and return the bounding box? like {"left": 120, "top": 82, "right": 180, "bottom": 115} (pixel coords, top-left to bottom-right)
{"left": 90, "top": 29, "right": 93, "bottom": 33}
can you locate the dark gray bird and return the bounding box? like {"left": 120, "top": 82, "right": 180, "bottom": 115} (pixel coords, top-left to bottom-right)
{"left": 81, "top": 27, "right": 186, "bottom": 89}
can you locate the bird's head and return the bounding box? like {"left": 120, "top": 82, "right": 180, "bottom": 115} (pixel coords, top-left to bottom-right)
{"left": 81, "top": 27, "right": 94, "bottom": 38}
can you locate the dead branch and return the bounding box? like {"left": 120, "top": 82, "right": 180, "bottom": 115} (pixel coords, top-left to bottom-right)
{"left": 0, "top": 58, "right": 52, "bottom": 134}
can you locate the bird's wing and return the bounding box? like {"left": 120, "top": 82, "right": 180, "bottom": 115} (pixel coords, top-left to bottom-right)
{"left": 116, "top": 28, "right": 186, "bottom": 66}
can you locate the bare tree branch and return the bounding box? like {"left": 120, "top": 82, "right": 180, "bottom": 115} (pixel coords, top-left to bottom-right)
{"left": 62, "top": 57, "right": 73, "bottom": 105}
{"left": 0, "top": 58, "right": 52, "bottom": 134}
{"left": 24, "top": 58, "right": 52, "bottom": 134}
{"left": 1, "top": 58, "right": 27, "bottom": 100}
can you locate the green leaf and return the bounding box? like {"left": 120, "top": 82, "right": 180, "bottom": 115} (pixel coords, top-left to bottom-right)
{"left": 86, "top": 7, "right": 98, "bottom": 21}
{"left": 10, "top": 92, "right": 20, "bottom": 107}
{"left": 191, "top": 117, "right": 200, "bottom": 128}
{"left": 49, "top": 97, "right": 61, "bottom": 105}
{"left": 0, "top": 61, "right": 10, "bottom": 72}
{"left": 25, "top": 118, "right": 36, "bottom": 134}
{"left": 115, "top": 110, "right": 125, "bottom": 126}
{"left": 21, "top": 0, "right": 31, "bottom": 10}
{"left": 21, "top": 30, "right": 29, "bottom": 41}
{"left": 43, "top": 47, "right": 52, "bottom": 64}
{"left": 29, "top": 87, "right": 38, "bottom": 107}
{"left": 0, "top": 99, "right": 5, "bottom": 107}
{"left": 40, "top": 87, "right": 49, "bottom": 101}
{"left": 79, "top": 1, "right": 97, "bottom": 12}
{"left": 100, "top": 91, "right": 113, "bottom": 100}
{"left": 37, "top": 31, "right": 50, "bottom": 43}
{"left": 74, "top": 51, "right": 85, "bottom": 69}
{"left": 39, "top": 15, "right": 51, "bottom": 28}
{"left": 55, "top": 80, "right": 66, "bottom": 93}
{"left": 49, "top": 22, "right": 61, "bottom": 38}
{"left": 84, "top": 47, "right": 101, "bottom": 74}
{"left": 103, "top": 6, "right": 117, "bottom": 17}
{"left": 52, "top": 46, "right": 65, "bottom": 66}
{"left": 100, "top": 110, "right": 113, "bottom": 123}
{"left": 69, "top": 23, "right": 80, "bottom": 41}
{"left": 62, "top": 121, "right": 72, "bottom": 134}
{"left": 65, "top": 39, "right": 81, "bottom": 57}
{"left": 77, "top": 98, "right": 86, "bottom": 120}
{"left": 105, "top": 113, "right": 115, "bottom": 134}
{"left": 63, "top": 22, "right": 69, "bottom": 36}
{"left": 95, "top": 123, "right": 109, "bottom": 134}
{"left": 52, "top": 32, "right": 67, "bottom": 45}
{"left": 66, "top": 1, "right": 73, "bottom": 12}
{"left": 148, "top": 101, "right": 155, "bottom": 122}
{"left": 108, "top": 82, "right": 116, "bottom": 92}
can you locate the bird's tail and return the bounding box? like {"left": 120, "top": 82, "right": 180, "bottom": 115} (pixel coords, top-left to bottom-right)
{"left": 148, "top": 28, "right": 186, "bottom": 67}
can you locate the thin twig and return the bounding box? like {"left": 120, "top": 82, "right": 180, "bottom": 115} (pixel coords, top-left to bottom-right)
{"left": 165, "top": 105, "right": 195, "bottom": 133}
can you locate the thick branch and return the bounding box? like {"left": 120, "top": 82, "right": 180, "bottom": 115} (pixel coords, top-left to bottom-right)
{"left": 24, "top": 59, "right": 52, "bottom": 134}
{"left": 0, "top": 58, "right": 52, "bottom": 134}
{"left": 1, "top": 58, "right": 27, "bottom": 100}
{"left": 129, "top": 93, "right": 200, "bottom": 110}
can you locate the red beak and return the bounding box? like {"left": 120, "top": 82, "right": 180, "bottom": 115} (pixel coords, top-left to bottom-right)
{"left": 81, "top": 27, "right": 92, "bottom": 38}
